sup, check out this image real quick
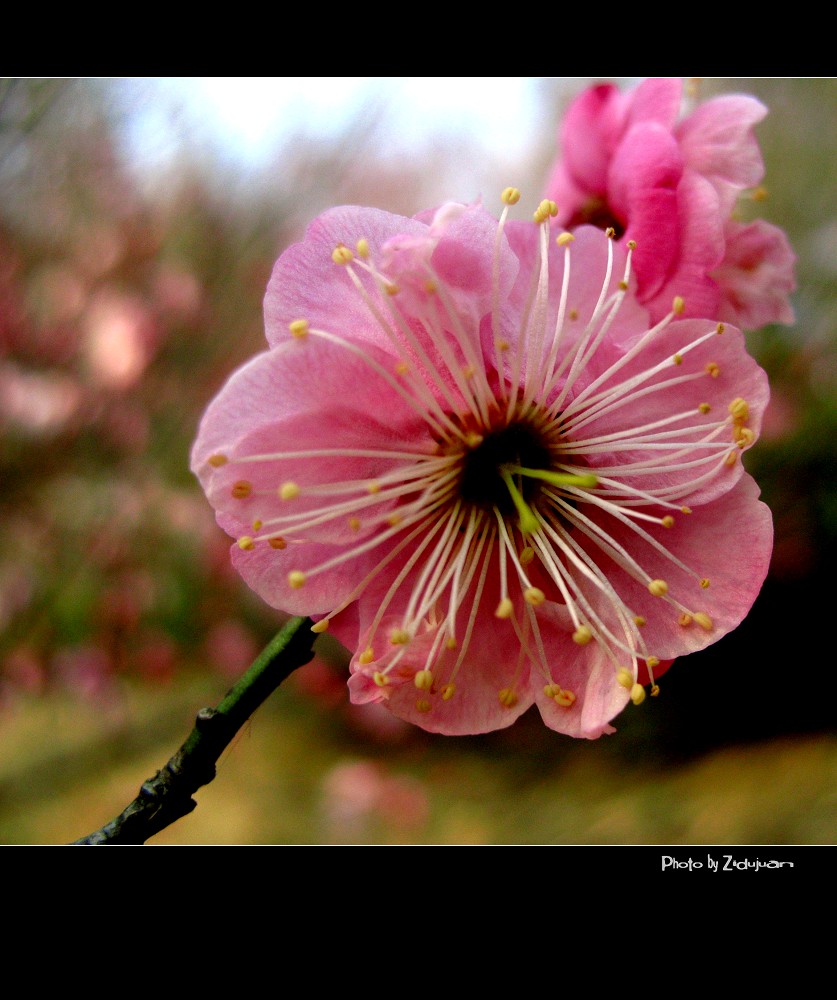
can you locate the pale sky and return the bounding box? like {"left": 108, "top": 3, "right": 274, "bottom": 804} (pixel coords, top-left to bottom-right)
{"left": 124, "top": 77, "right": 547, "bottom": 169}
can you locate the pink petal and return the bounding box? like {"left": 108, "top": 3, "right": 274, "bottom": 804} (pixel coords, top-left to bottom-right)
{"left": 676, "top": 95, "right": 767, "bottom": 213}
{"left": 264, "top": 205, "right": 429, "bottom": 354}
{"left": 577, "top": 474, "right": 772, "bottom": 661}
{"left": 348, "top": 612, "right": 534, "bottom": 735}
{"left": 529, "top": 610, "right": 630, "bottom": 738}
{"left": 715, "top": 220, "right": 797, "bottom": 328}
{"left": 608, "top": 122, "right": 683, "bottom": 300}
{"left": 638, "top": 171, "right": 725, "bottom": 323}
{"left": 571, "top": 317, "right": 769, "bottom": 507}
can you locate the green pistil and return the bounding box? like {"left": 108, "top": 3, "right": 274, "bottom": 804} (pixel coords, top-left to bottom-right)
{"left": 508, "top": 466, "right": 599, "bottom": 489}
{"left": 499, "top": 468, "right": 540, "bottom": 535}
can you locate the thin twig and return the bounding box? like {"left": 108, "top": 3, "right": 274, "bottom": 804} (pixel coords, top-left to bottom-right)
{"left": 72, "top": 616, "right": 316, "bottom": 845}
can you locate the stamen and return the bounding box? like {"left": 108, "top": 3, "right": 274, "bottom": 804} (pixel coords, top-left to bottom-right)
{"left": 630, "top": 684, "right": 646, "bottom": 705}
{"left": 499, "top": 468, "right": 539, "bottom": 535}
{"left": 332, "top": 245, "right": 354, "bottom": 265}
{"left": 508, "top": 465, "right": 598, "bottom": 489}
{"left": 617, "top": 668, "right": 634, "bottom": 689}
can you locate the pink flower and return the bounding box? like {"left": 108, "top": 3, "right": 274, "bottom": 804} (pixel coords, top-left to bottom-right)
{"left": 545, "top": 78, "right": 796, "bottom": 328}
{"left": 191, "top": 194, "right": 772, "bottom": 738}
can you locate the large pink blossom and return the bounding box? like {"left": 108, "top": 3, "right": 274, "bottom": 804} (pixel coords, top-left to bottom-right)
{"left": 545, "top": 78, "right": 796, "bottom": 328}
{"left": 191, "top": 195, "right": 772, "bottom": 738}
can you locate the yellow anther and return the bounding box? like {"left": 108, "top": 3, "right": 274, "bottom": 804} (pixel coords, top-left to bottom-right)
{"left": 617, "top": 668, "right": 634, "bottom": 690}
{"left": 633, "top": 615, "right": 646, "bottom": 627}
{"left": 662, "top": 515, "right": 675, "bottom": 528}
{"left": 605, "top": 227, "right": 616, "bottom": 239}
{"left": 725, "top": 450, "right": 738, "bottom": 466}
{"left": 716, "top": 323, "right": 725, "bottom": 334}
{"left": 729, "top": 397, "right": 749, "bottom": 423}
{"left": 462, "top": 364, "right": 475, "bottom": 379}
{"left": 555, "top": 689, "right": 576, "bottom": 707}
{"left": 519, "top": 546, "right": 535, "bottom": 566}
{"left": 465, "top": 432, "right": 484, "bottom": 448}
{"left": 735, "top": 426, "right": 755, "bottom": 448}
{"left": 208, "top": 453, "right": 228, "bottom": 468}
{"left": 395, "top": 361, "right": 410, "bottom": 376}
{"left": 498, "top": 687, "right": 519, "bottom": 708}
{"left": 694, "top": 612, "right": 714, "bottom": 631}
{"left": 543, "top": 683, "right": 562, "bottom": 698}
{"left": 627, "top": 239, "right": 637, "bottom": 250}
{"left": 356, "top": 238, "right": 370, "bottom": 259}
{"left": 280, "top": 482, "right": 300, "bottom": 500}
{"left": 311, "top": 619, "right": 330, "bottom": 634}
{"left": 650, "top": 684, "right": 661, "bottom": 697}
{"left": 332, "top": 244, "right": 354, "bottom": 265}
{"left": 387, "top": 514, "right": 402, "bottom": 527}
{"left": 533, "top": 199, "right": 558, "bottom": 224}
{"left": 414, "top": 669, "right": 434, "bottom": 691}
{"left": 252, "top": 519, "right": 263, "bottom": 531}
{"left": 373, "top": 671, "right": 388, "bottom": 687}
{"left": 673, "top": 354, "right": 683, "bottom": 366}
{"left": 751, "top": 185, "right": 769, "bottom": 201}
{"left": 678, "top": 613, "right": 693, "bottom": 627}
{"left": 367, "top": 481, "right": 381, "bottom": 494}
{"left": 501, "top": 187, "right": 521, "bottom": 205}
{"left": 700, "top": 578, "right": 710, "bottom": 589}
{"left": 348, "top": 517, "right": 361, "bottom": 532}
{"left": 441, "top": 683, "right": 456, "bottom": 701}
{"left": 618, "top": 279, "right": 628, "bottom": 290}
{"left": 384, "top": 282, "right": 399, "bottom": 296}
{"left": 699, "top": 403, "right": 711, "bottom": 414}
{"left": 389, "top": 628, "right": 410, "bottom": 645}
{"left": 556, "top": 231, "right": 575, "bottom": 246}
{"left": 680, "top": 506, "right": 692, "bottom": 515}
{"left": 288, "top": 570, "right": 306, "bottom": 589}
{"left": 289, "top": 319, "right": 309, "bottom": 338}
{"left": 359, "top": 647, "right": 374, "bottom": 665}
{"left": 237, "top": 536, "right": 255, "bottom": 551}
{"left": 445, "top": 636, "right": 457, "bottom": 650}
{"left": 496, "top": 338, "right": 510, "bottom": 352}
{"left": 631, "top": 683, "right": 646, "bottom": 705}
{"left": 572, "top": 625, "right": 593, "bottom": 646}
{"left": 524, "top": 587, "right": 545, "bottom": 607}
{"left": 268, "top": 536, "right": 287, "bottom": 550}
{"left": 416, "top": 698, "right": 432, "bottom": 713}
{"left": 646, "top": 655, "right": 660, "bottom": 669}
{"left": 423, "top": 279, "right": 438, "bottom": 294}
{"left": 672, "top": 296, "right": 685, "bottom": 315}
{"left": 648, "top": 579, "right": 669, "bottom": 597}
{"left": 231, "top": 480, "right": 252, "bottom": 499}
{"left": 495, "top": 597, "right": 514, "bottom": 619}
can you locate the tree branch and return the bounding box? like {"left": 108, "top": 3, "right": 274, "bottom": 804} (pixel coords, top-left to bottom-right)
{"left": 72, "top": 616, "right": 316, "bottom": 845}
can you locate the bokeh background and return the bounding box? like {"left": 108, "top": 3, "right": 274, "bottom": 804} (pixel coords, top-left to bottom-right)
{"left": 1, "top": 77, "right": 834, "bottom": 845}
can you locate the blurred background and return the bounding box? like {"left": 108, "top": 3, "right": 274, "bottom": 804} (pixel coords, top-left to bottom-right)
{"left": 0, "top": 77, "right": 834, "bottom": 845}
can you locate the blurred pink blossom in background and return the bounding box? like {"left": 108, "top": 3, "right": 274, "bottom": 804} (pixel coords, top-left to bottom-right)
{"left": 545, "top": 78, "right": 796, "bottom": 328}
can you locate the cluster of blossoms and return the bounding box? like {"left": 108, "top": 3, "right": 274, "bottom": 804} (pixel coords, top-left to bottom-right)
{"left": 192, "top": 80, "right": 785, "bottom": 738}
{"left": 546, "top": 77, "right": 796, "bottom": 329}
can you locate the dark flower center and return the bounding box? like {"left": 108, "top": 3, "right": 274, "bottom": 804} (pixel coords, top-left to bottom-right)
{"left": 567, "top": 196, "right": 626, "bottom": 239}
{"left": 459, "top": 420, "right": 553, "bottom": 515}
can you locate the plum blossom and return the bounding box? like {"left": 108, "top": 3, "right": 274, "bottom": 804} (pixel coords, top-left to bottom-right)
{"left": 545, "top": 78, "right": 796, "bottom": 328}
{"left": 191, "top": 194, "right": 772, "bottom": 738}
